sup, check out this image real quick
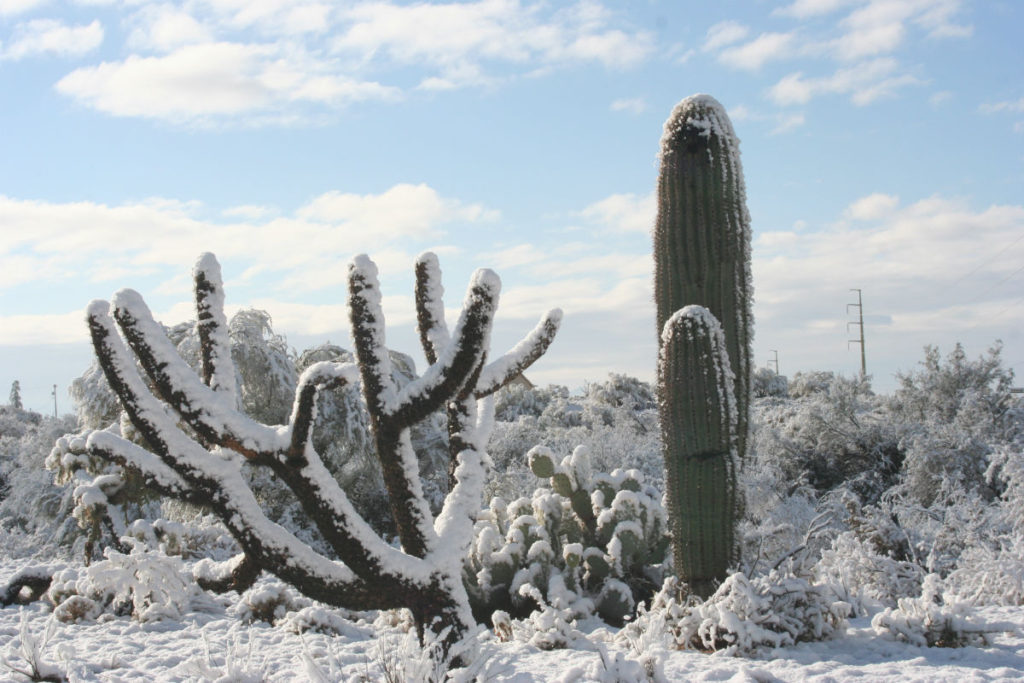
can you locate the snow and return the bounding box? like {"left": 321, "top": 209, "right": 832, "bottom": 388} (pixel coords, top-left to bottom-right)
{"left": 3, "top": 568, "right": 1024, "bottom": 682}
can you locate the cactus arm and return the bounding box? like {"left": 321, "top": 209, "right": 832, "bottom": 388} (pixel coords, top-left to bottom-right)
{"left": 476, "top": 309, "right": 563, "bottom": 398}
{"left": 110, "top": 289, "right": 280, "bottom": 457}
{"left": 193, "top": 252, "right": 238, "bottom": 401}
{"left": 414, "top": 251, "right": 452, "bottom": 365}
{"left": 285, "top": 361, "right": 359, "bottom": 463}
{"left": 659, "top": 305, "right": 738, "bottom": 597}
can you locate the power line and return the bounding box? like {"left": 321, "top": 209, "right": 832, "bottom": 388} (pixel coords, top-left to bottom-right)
{"left": 847, "top": 289, "right": 866, "bottom": 377}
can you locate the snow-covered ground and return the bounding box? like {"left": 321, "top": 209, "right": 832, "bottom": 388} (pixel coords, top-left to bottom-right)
{"left": 3, "top": 560, "right": 1023, "bottom": 683}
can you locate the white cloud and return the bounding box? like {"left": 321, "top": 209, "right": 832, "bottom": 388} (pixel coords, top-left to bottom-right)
{"left": 579, "top": 192, "right": 654, "bottom": 233}
{"left": 297, "top": 184, "right": 494, "bottom": 239}
{"left": 702, "top": 20, "right": 749, "bottom": 52}
{"left": 980, "top": 98, "right": 1024, "bottom": 114}
{"left": 332, "top": 0, "right": 653, "bottom": 88}
{"left": 846, "top": 192, "right": 899, "bottom": 220}
{"left": 44, "top": 1, "right": 653, "bottom": 123}
{"left": 718, "top": 32, "right": 795, "bottom": 70}
{"left": 770, "top": 112, "right": 806, "bottom": 134}
{"left": 0, "top": 185, "right": 494, "bottom": 292}
{"left": 0, "top": 0, "right": 45, "bottom": 16}
{"left": 769, "top": 57, "right": 919, "bottom": 106}
{"left": 610, "top": 97, "right": 646, "bottom": 114}
{"left": 774, "top": 0, "right": 854, "bottom": 19}
{"left": 3, "top": 19, "right": 103, "bottom": 60}
{"left": 929, "top": 90, "right": 952, "bottom": 106}
{"left": 126, "top": 4, "right": 213, "bottom": 52}
{"left": 55, "top": 42, "right": 400, "bottom": 124}
{"left": 753, "top": 193, "right": 1024, "bottom": 380}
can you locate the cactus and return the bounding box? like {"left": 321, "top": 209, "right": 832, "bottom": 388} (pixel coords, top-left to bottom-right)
{"left": 654, "top": 93, "right": 753, "bottom": 461}
{"left": 659, "top": 306, "right": 738, "bottom": 598}
{"left": 465, "top": 445, "right": 668, "bottom": 626}
{"left": 654, "top": 94, "right": 753, "bottom": 597}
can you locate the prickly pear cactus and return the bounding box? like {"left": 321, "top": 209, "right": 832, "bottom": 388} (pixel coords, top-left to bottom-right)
{"left": 464, "top": 445, "right": 668, "bottom": 626}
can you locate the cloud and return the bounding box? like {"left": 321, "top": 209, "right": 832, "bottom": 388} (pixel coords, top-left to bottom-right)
{"left": 0, "top": 185, "right": 494, "bottom": 292}
{"left": 769, "top": 57, "right": 919, "bottom": 106}
{"left": 332, "top": 0, "right": 653, "bottom": 88}
{"left": 774, "top": 0, "right": 854, "bottom": 19}
{"left": 753, "top": 192, "right": 1024, "bottom": 380}
{"left": 579, "top": 192, "right": 654, "bottom": 233}
{"left": 44, "top": 1, "right": 653, "bottom": 123}
{"left": 770, "top": 112, "right": 806, "bottom": 134}
{"left": 3, "top": 19, "right": 103, "bottom": 60}
{"left": 56, "top": 42, "right": 400, "bottom": 124}
{"left": 610, "top": 97, "right": 646, "bottom": 114}
{"left": 704, "top": 0, "right": 968, "bottom": 110}
{"left": 702, "top": 20, "right": 749, "bottom": 52}
{"left": 0, "top": 0, "right": 45, "bottom": 16}
{"left": 126, "top": 4, "right": 213, "bottom": 52}
{"left": 980, "top": 97, "right": 1024, "bottom": 114}
{"left": 717, "top": 32, "right": 795, "bottom": 70}
{"left": 846, "top": 192, "right": 899, "bottom": 220}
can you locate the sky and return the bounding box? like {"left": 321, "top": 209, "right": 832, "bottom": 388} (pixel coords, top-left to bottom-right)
{"left": 0, "top": 0, "right": 1022, "bottom": 414}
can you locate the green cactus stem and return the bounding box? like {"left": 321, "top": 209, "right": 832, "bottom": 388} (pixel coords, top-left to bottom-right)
{"left": 659, "top": 305, "right": 738, "bottom": 598}
{"left": 654, "top": 93, "right": 753, "bottom": 462}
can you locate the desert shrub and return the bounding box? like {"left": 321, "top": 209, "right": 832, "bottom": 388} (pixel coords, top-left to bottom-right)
{"left": 629, "top": 573, "right": 849, "bottom": 657}
{"left": 871, "top": 574, "right": 1010, "bottom": 647}
{"left": 47, "top": 541, "right": 204, "bottom": 623}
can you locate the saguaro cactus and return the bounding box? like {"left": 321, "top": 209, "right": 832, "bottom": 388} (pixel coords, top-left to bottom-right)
{"left": 654, "top": 93, "right": 753, "bottom": 461}
{"left": 659, "top": 306, "right": 738, "bottom": 597}
{"left": 654, "top": 94, "right": 753, "bottom": 596}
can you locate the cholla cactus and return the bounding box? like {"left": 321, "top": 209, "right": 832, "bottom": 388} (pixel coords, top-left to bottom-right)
{"left": 465, "top": 445, "right": 668, "bottom": 626}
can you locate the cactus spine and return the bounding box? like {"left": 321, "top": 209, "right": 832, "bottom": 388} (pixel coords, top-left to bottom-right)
{"left": 654, "top": 94, "right": 752, "bottom": 597}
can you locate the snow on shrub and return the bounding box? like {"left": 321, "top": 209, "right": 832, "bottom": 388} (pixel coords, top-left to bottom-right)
{"left": 629, "top": 573, "right": 849, "bottom": 657}
{"left": 814, "top": 530, "right": 924, "bottom": 612}
{"left": 47, "top": 540, "right": 202, "bottom": 623}
{"left": 871, "top": 574, "right": 1013, "bottom": 647}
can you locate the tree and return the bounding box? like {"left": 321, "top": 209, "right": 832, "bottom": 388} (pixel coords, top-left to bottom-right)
{"left": 55, "top": 252, "right": 559, "bottom": 655}
{"left": 9, "top": 381, "right": 22, "bottom": 410}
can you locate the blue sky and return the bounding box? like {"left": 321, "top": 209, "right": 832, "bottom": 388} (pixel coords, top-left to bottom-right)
{"left": 1, "top": 0, "right": 1022, "bottom": 413}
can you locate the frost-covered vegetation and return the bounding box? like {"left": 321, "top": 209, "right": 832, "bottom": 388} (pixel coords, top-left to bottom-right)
{"left": 3, "top": 316, "right": 1023, "bottom": 678}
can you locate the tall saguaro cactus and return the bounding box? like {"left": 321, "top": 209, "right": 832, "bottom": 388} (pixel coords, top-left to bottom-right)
{"left": 654, "top": 94, "right": 753, "bottom": 596}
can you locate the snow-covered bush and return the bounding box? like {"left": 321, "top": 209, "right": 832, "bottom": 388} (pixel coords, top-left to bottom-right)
{"left": 814, "top": 529, "right": 924, "bottom": 613}
{"left": 638, "top": 573, "right": 849, "bottom": 656}
{"left": 465, "top": 444, "right": 667, "bottom": 625}
{"left": 486, "top": 375, "right": 661, "bottom": 505}
{"left": 871, "top": 574, "right": 1006, "bottom": 647}
{"left": 47, "top": 541, "right": 202, "bottom": 623}
{"left": 0, "top": 408, "right": 81, "bottom": 557}
{"left": 752, "top": 367, "right": 787, "bottom": 398}
{"left": 752, "top": 374, "right": 901, "bottom": 504}
{"left": 889, "top": 342, "right": 1018, "bottom": 507}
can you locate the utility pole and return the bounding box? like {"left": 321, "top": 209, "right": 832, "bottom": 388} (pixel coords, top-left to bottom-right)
{"left": 847, "top": 289, "right": 866, "bottom": 377}
{"left": 768, "top": 350, "right": 779, "bottom": 375}
{"left": 52, "top": 384, "right": 58, "bottom": 418}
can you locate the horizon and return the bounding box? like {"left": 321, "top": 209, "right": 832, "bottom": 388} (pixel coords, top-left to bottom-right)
{"left": 2, "top": 0, "right": 1022, "bottom": 414}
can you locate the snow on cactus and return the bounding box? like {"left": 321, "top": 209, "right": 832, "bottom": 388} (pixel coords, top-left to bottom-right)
{"left": 465, "top": 444, "right": 668, "bottom": 625}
